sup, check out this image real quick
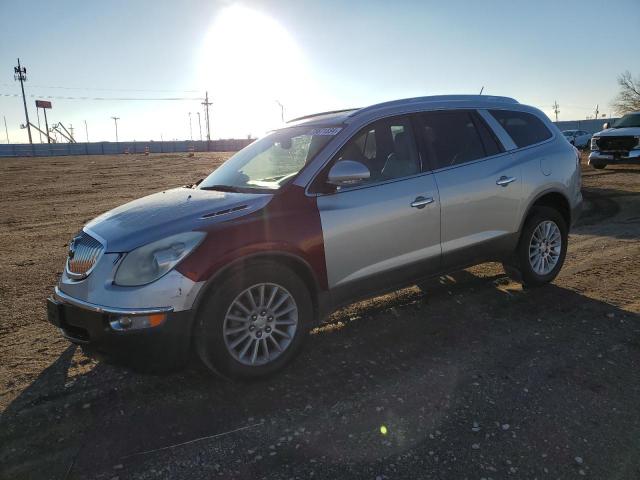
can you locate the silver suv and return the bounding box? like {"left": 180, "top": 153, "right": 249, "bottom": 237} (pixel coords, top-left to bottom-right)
{"left": 48, "top": 95, "right": 583, "bottom": 378}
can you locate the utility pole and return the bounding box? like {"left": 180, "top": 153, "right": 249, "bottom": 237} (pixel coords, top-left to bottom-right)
{"left": 43, "top": 107, "right": 50, "bottom": 143}
{"left": 111, "top": 116, "right": 120, "bottom": 142}
{"left": 594, "top": 104, "right": 599, "bottom": 121}
{"left": 188, "top": 112, "right": 193, "bottom": 140}
{"left": 3, "top": 116, "right": 9, "bottom": 143}
{"left": 276, "top": 100, "right": 285, "bottom": 123}
{"left": 552, "top": 101, "right": 560, "bottom": 122}
{"left": 14, "top": 58, "right": 32, "bottom": 144}
{"left": 197, "top": 111, "right": 202, "bottom": 141}
{"left": 69, "top": 124, "right": 74, "bottom": 141}
{"left": 35, "top": 108, "right": 43, "bottom": 143}
{"left": 84, "top": 120, "right": 89, "bottom": 142}
{"left": 201, "top": 91, "right": 212, "bottom": 141}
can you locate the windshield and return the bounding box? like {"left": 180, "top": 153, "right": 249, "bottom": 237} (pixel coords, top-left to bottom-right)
{"left": 612, "top": 114, "right": 640, "bottom": 128}
{"left": 199, "top": 126, "right": 341, "bottom": 192}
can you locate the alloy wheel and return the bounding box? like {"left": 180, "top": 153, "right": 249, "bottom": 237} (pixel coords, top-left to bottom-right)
{"left": 222, "top": 283, "right": 298, "bottom": 366}
{"left": 528, "top": 220, "right": 562, "bottom": 275}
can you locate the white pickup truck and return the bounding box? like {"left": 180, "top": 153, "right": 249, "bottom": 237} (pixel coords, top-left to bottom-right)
{"left": 589, "top": 112, "right": 640, "bottom": 169}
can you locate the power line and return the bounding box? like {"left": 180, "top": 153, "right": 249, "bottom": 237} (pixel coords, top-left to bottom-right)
{"left": 0, "top": 82, "right": 198, "bottom": 93}
{"left": 0, "top": 92, "right": 202, "bottom": 101}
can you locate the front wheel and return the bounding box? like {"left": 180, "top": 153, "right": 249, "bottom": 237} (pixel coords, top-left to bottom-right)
{"left": 195, "top": 262, "right": 313, "bottom": 379}
{"left": 590, "top": 162, "right": 606, "bottom": 170}
{"left": 503, "top": 206, "right": 568, "bottom": 287}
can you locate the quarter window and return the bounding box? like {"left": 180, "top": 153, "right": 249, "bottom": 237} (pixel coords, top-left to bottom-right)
{"left": 489, "top": 109, "right": 552, "bottom": 148}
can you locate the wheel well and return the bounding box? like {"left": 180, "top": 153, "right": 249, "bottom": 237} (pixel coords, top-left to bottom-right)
{"left": 529, "top": 192, "right": 571, "bottom": 227}
{"left": 194, "top": 253, "right": 321, "bottom": 322}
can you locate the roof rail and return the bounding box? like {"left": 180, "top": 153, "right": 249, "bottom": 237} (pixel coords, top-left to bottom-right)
{"left": 349, "top": 95, "right": 519, "bottom": 117}
{"left": 286, "top": 108, "right": 359, "bottom": 124}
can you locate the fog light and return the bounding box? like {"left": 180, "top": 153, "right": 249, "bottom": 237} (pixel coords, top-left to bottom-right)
{"left": 110, "top": 313, "right": 167, "bottom": 331}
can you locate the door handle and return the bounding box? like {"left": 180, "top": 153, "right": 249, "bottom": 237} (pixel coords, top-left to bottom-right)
{"left": 496, "top": 176, "right": 517, "bottom": 187}
{"left": 411, "top": 196, "right": 434, "bottom": 209}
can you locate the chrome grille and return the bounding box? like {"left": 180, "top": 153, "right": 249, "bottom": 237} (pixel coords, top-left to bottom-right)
{"left": 597, "top": 136, "right": 637, "bottom": 152}
{"left": 66, "top": 232, "right": 104, "bottom": 279}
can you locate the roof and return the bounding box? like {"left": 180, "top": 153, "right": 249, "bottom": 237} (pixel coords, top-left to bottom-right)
{"left": 288, "top": 95, "right": 519, "bottom": 127}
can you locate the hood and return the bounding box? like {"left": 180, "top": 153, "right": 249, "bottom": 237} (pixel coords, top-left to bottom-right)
{"left": 595, "top": 127, "right": 640, "bottom": 137}
{"left": 85, "top": 187, "right": 272, "bottom": 252}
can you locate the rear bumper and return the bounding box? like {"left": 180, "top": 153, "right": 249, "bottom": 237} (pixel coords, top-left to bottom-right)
{"left": 589, "top": 150, "right": 640, "bottom": 164}
{"left": 47, "top": 287, "right": 194, "bottom": 364}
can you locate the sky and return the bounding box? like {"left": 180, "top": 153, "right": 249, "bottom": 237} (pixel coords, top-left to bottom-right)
{"left": 1, "top": 0, "right": 639, "bottom": 144}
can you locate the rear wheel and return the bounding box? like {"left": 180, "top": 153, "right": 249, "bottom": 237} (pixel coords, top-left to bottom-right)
{"left": 503, "top": 206, "right": 568, "bottom": 287}
{"left": 195, "top": 262, "right": 312, "bottom": 379}
{"left": 590, "top": 162, "right": 606, "bottom": 169}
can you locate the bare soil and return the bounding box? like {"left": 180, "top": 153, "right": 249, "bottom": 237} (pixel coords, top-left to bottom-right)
{"left": 1, "top": 152, "right": 639, "bottom": 479}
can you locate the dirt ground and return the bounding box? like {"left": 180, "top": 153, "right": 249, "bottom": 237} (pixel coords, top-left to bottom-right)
{"left": 1, "top": 152, "right": 639, "bottom": 479}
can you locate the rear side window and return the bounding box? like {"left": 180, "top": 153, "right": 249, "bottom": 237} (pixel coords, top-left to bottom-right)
{"left": 418, "top": 110, "right": 495, "bottom": 170}
{"left": 489, "top": 110, "right": 552, "bottom": 148}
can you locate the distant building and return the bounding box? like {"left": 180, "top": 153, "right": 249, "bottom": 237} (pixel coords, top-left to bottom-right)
{"left": 554, "top": 118, "right": 620, "bottom": 134}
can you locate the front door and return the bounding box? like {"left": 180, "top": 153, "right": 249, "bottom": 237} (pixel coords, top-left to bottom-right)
{"left": 312, "top": 115, "right": 441, "bottom": 300}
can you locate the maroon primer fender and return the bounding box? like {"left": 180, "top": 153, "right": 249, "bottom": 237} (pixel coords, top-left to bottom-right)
{"left": 177, "top": 184, "right": 328, "bottom": 289}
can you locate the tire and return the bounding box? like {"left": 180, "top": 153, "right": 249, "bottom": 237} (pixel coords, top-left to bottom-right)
{"left": 195, "top": 261, "right": 313, "bottom": 379}
{"left": 503, "top": 206, "right": 568, "bottom": 288}
{"left": 590, "top": 162, "right": 606, "bottom": 170}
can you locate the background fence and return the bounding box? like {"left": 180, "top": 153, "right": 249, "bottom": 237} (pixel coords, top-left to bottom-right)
{"left": 554, "top": 118, "right": 619, "bottom": 134}
{"left": 0, "top": 139, "right": 254, "bottom": 157}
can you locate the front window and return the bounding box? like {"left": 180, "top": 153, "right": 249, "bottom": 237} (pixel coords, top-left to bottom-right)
{"left": 199, "top": 126, "right": 341, "bottom": 192}
{"left": 612, "top": 114, "right": 640, "bottom": 129}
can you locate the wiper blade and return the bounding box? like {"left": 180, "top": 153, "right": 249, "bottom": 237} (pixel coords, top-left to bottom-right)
{"left": 199, "top": 185, "right": 243, "bottom": 193}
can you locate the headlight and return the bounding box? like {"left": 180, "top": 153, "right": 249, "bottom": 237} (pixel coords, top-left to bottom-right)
{"left": 114, "top": 231, "right": 206, "bottom": 286}
{"left": 590, "top": 137, "right": 599, "bottom": 151}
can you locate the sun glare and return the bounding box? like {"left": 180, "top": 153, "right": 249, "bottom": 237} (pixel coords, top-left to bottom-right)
{"left": 197, "top": 5, "right": 314, "bottom": 137}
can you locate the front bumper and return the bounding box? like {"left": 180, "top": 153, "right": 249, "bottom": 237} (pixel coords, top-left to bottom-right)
{"left": 589, "top": 149, "right": 640, "bottom": 164}
{"left": 47, "top": 287, "right": 194, "bottom": 364}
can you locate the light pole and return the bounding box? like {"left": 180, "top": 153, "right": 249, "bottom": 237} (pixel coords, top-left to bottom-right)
{"left": 3, "top": 116, "right": 9, "bottom": 143}
{"left": 14, "top": 58, "right": 32, "bottom": 144}
{"left": 276, "top": 100, "right": 285, "bottom": 123}
{"left": 188, "top": 112, "right": 193, "bottom": 140}
{"left": 111, "top": 116, "right": 120, "bottom": 142}
{"left": 197, "top": 112, "right": 202, "bottom": 141}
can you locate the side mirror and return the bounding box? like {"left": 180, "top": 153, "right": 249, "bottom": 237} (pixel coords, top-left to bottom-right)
{"left": 603, "top": 122, "right": 610, "bottom": 130}
{"left": 327, "top": 160, "right": 370, "bottom": 187}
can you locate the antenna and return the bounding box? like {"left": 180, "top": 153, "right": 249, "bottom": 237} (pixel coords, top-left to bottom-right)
{"left": 479, "top": 86, "right": 484, "bottom": 95}
{"left": 201, "top": 91, "right": 212, "bottom": 141}
{"left": 552, "top": 101, "right": 560, "bottom": 122}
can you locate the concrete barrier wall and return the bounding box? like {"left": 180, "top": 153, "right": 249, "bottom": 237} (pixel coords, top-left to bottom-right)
{"left": 0, "top": 139, "right": 254, "bottom": 157}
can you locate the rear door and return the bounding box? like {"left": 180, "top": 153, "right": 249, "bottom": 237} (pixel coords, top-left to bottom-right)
{"left": 416, "top": 110, "right": 522, "bottom": 268}
{"left": 313, "top": 115, "right": 441, "bottom": 298}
